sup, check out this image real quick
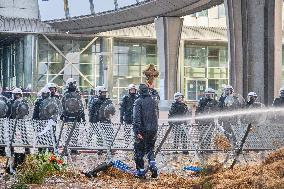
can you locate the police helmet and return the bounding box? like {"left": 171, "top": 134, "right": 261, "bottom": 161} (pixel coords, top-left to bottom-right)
{"left": 12, "top": 88, "right": 22, "bottom": 94}
{"left": 66, "top": 78, "right": 76, "bottom": 87}
{"left": 40, "top": 87, "right": 50, "bottom": 94}
{"left": 96, "top": 86, "right": 108, "bottom": 96}
{"left": 174, "top": 92, "right": 184, "bottom": 101}
{"left": 247, "top": 91, "right": 257, "bottom": 101}
{"left": 46, "top": 83, "right": 57, "bottom": 89}
{"left": 224, "top": 85, "right": 234, "bottom": 95}
{"left": 204, "top": 88, "right": 215, "bottom": 99}
{"left": 279, "top": 87, "right": 284, "bottom": 97}
{"left": 128, "top": 84, "right": 137, "bottom": 90}
{"left": 248, "top": 91, "right": 257, "bottom": 97}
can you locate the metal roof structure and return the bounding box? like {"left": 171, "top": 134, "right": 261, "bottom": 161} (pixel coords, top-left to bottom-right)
{"left": 97, "top": 24, "right": 228, "bottom": 42}
{"left": 45, "top": 0, "right": 223, "bottom": 34}
{"left": 0, "top": 16, "right": 57, "bottom": 34}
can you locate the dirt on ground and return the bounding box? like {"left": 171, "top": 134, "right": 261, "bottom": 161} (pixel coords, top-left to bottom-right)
{"left": 1, "top": 148, "right": 284, "bottom": 189}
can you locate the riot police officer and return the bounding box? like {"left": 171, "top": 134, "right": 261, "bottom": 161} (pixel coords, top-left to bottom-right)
{"left": 218, "top": 85, "right": 244, "bottom": 110}
{"left": 33, "top": 87, "right": 55, "bottom": 153}
{"left": 218, "top": 85, "right": 244, "bottom": 144}
{"left": 61, "top": 78, "right": 85, "bottom": 122}
{"left": 246, "top": 92, "right": 263, "bottom": 108}
{"left": 197, "top": 88, "right": 218, "bottom": 114}
{"left": 46, "top": 83, "right": 60, "bottom": 98}
{"left": 33, "top": 87, "right": 51, "bottom": 120}
{"left": 8, "top": 88, "right": 30, "bottom": 172}
{"left": 61, "top": 78, "right": 85, "bottom": 154}
{"left": 273, "top": 87, "right": 284, "bottom": 107}
{"left": 243, "top": 92, "right": 265, "bottom": 125}
{"left": 88, "top": 86, "right": 115, "bottom": 149}
{"left": 120, "top": 84, "right": 138, "bottom": 124}
{"left": 168, "top": 92, "right": 189, "bottom": 154}
{"left": 133, "top": 84, "right": 159, "bottom": 178}
{"left": 0, "top": 92, "right": 11, "bottom": 156}
{"left": 89, "top": 86, "right": 115, "bottom": 124}
{"left": 10, "top": 88, "right": 29, "bottom": 120}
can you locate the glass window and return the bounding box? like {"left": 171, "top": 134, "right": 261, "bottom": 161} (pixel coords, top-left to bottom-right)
{"left": 184, "top": 46, "right": 207, "bottom": 67}
{"left": 207, "top": 68, "right": 228, "bottom": 79}
{"left": 218, "top": 4, "right": 226, "bottom": 18}
{"left": 208, "top": 79, "right": 228, "bottom": 96}
{"left": 185, "top": 67, "right": 206, "bottom": 78}
{"left": 191, "top": 10, "right": 208, "bottom": 17}
{"left": 208, "top": 47, "right": 219, "bottom": 67}
{"left": 183, "top": 42, "right": 229, "bottom": 101}
{"left": 37, "top": 36, "right": 98, "bottom": 91}
{"left": 113, "top": 40, "right": 159, "bottom": 100}
{"left": 198, "top": 10, "right": 208, "bottom": 17}
{"left": 185, "top": 80, "right": 206, "bottom": 100}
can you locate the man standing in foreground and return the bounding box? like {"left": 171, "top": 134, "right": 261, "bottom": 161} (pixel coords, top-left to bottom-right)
{"left": 133, "top": 84, "right": 159, "bottom": 179}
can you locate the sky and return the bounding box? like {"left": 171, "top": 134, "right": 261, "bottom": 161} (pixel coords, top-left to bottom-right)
{"left": 38, "top": 0, "right": 139, "bottom": 20}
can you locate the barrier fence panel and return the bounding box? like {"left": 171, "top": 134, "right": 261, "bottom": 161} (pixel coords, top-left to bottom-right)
{"left": 1, "top": 118, "right": 284, "bottom": 152}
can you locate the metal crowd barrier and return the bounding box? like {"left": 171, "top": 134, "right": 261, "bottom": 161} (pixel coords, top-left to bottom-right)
{"left": 0, "top": 118, "right": 283, "bottom": 155}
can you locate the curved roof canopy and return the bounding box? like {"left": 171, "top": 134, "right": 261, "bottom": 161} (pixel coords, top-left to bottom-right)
{"left": 45, "top": 0, "right": 223, "bottom": 34}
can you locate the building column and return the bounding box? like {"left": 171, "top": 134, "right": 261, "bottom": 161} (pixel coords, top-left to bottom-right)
{"left": 15, "top": 39, "right": 24, "bottom": 87}
{"left": 155, "top": 17, "right": 183, "bottom": 107}
{"left": 99, "top": 37, "right": 113, "bottom": 97}
{"left": 23, "top": 34, "right": 36, "bottom": 89}
{"left": 226, "top": 0, "right": 282, "bottom": 105}
{"left": 3, "top": 47, "right": 10, "bottom": 88}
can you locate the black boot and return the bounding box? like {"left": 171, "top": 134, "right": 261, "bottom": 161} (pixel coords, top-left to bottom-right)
{"left": 0, "top": 147, "right": 6, "bottom": 156}
{"left": 14, "top": 153, "right": 26, "bottom": 169}
{"left": 83, "top": 162, "right": 112, "bottom": 178}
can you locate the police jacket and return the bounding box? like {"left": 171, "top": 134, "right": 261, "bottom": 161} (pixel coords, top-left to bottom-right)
{"left": 219, "top": 95, "right": 243, "bottom": 110}
{"left": 9, "top": 98, "right": 29, "bottom": 119}
{"left": 246, "top": 101, "right": 263, "bottom": 108}
{"left": 120, "top": 94, "right": 138, "bottom": 124}
{"left": 61, "top": 91, "right": 85, "bottom": 122}
{"left": 0, "top": 95, "right": 11, "bottom": 118}
{"left": 89, "top": 97, "right": 114, "bottom": 124}
{"left": 133, "top": 94, "right": 159, "bottom": 136}
{"left": 168, "top": 101, "right": 188, "bottom": 125}
{"left": 197, "top": 97, "right": 219, "bottom": 114}
{"left": 272, "top": 97, "right": 284, "bottom": 107}
{"left": 32, "top": 98, "right": 43, "bottom": 120}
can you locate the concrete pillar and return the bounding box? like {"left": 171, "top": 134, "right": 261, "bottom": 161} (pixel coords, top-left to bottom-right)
{"left": 3, "top": 47, "right": 10, "bottom": 88}
{"left": 226, "top": 0, "right": 282, "bottom": 105}
{"left": 23, "top": 35, "right": 36, "bottom": 89}
{"left": 155, "top": 17, "right": 183, "bottom": 105}
{"left": 99, "top": 37, "right": 113, "bottom": 97}
{"left": 178, "top": 40, "right": 185, "bottom": 94}
{"left": 15, "top": 39, "right": 24, "bottom": 87}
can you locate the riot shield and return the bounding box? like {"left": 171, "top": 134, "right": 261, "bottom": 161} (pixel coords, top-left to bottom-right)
{"left": 39, "top": 97, "right": 62, "bottom": 120}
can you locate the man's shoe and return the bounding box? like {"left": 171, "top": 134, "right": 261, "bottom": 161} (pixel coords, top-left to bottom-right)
{"left": 149, "top": 161, "right": 159, "bottom": 178}
{"left": 151, "top": 169, "right": 158, "bottom": 178}
{"left": 135, "top": 169, "right": 146, "bottom": 179}
{"left": 83, "top": 171, "right": 97, "bottom": 178}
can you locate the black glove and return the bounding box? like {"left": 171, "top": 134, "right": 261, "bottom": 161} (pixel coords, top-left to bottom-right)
{"left": 82, "top": 116, "right": 86, "bottom": 122}
{"left": 60, "top": 115, "right": 65, "bottom": 121}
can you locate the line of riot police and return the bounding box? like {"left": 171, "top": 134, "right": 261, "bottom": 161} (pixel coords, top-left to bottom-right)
{"left": 2, "top": 79, "right": 284, "bottom": 177}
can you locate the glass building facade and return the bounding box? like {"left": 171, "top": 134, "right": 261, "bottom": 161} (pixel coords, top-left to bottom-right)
{"left": 184, "top": 43, "right": 228, "bottom": 100}
{"left": 112, "top": 39, "right": 159, "bottom": 100}
{"left": 37, "top": 35, "right": 102, "bottom": 93}
{"left": 34, "top": 35, "right": 229, "bottom": 101}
